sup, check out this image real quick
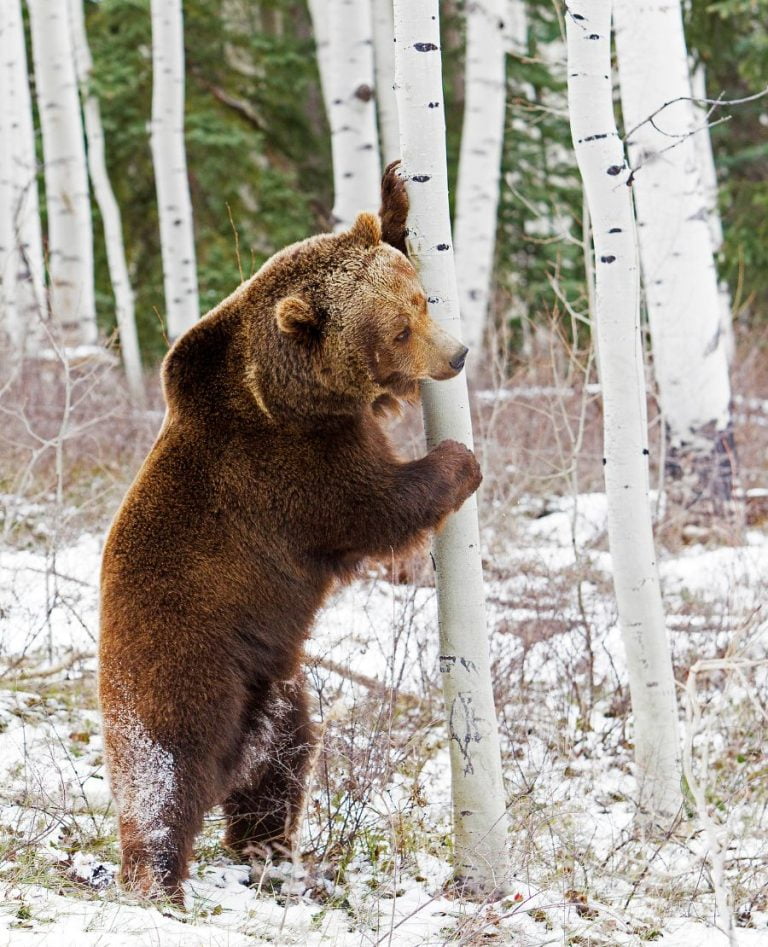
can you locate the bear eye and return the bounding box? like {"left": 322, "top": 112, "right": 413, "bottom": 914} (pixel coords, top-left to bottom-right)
{"left": 395, "top": 327, "right": 411, "bottom": 343}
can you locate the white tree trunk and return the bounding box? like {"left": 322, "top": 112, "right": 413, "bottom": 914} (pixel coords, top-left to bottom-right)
{"left": 566, "top": 0, "right": 681, "bottom": 821}
{"left": 393, "top": 0, "right": 510, "bottom": 894}
{"left": 1, "top": 0, "right": 46, "bottom": 356}
{"left": 28, "top": 0, "right": 97, "bottom": 347}
{"left": 0, "top": 79, "right": 20, "bottom": 355}
{"left": 690, "top": 63, "right": 734, "bottom": 364}
{"left": 327, "top": 0, "right": 381, "bottom": 231}
{"left": 502, "top": 0, "right": 528, "bottom": 55}
{"left": 371, "top": 0, "right": 399, "bottom": 165}
{"left": 613, "top": 0, "right": 738, "bottom": 523}
{"left": 68, "top": 0, "right": 144, "bottom": 403}
{"left": 308, "top": 0, "right": 333, "bottom": 119}
{"left": 454, "top": 0, "right": 507, "bottom": 357}
{"left": 150, "top": 0, "right": 199, "bottom": 340}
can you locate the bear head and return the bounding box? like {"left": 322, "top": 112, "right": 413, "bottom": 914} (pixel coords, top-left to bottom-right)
{"left": 273, "top": 213, "right": 468, "bottom": 412}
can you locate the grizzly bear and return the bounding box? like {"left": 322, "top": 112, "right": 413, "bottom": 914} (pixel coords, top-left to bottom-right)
{"left": 98, "top": 168, "right": 481, "bottom": 903}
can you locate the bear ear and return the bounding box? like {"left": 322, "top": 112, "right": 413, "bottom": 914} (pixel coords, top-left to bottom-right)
{"left": 276, "top": 296, "right": 317, "bottom": 338}
{"left": 348, "top": 212, "right": 382, "bottom": 248}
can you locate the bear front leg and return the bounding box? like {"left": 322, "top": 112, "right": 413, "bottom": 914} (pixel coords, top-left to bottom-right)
{"left": 332, "top": 439, "right": 482, "bottom": 565}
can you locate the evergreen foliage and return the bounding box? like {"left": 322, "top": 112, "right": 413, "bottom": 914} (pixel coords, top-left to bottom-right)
{"left": 84, "top": 0, "right": 328, "bottom": 359}
{"left": 496, "top": 1, "right": 586, "bottom": 350}
{"left": 686, "top": 0, "right": 768, "bottom": 322}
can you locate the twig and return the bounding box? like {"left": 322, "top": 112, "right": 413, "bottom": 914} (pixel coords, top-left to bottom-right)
{"left": 624, "top": 87, "right": 768, "bottom": 142}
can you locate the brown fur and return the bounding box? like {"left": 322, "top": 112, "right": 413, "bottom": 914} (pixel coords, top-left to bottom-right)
{"left": 98, "top": 166, "right": 480, "bottom": 903}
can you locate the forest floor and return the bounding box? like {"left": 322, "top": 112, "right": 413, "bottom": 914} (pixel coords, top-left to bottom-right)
{"left": 0, "top": 347, "right": 767, "bottom": 946}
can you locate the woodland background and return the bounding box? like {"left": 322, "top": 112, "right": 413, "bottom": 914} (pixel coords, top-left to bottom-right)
{"left": 73, "top": 0, "right": 768, "bottom": 361}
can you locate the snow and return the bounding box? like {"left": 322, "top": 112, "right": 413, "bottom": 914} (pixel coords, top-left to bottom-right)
{"left": 1, "top": 494, "right": 767, "bottom": 945}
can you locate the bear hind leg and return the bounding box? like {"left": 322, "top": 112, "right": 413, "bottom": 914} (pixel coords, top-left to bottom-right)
{"left": 223, "top": 679, "right": 315, "bottom": 859}
{"left": 114, "top": 759, "right": 210, "bottom": 905}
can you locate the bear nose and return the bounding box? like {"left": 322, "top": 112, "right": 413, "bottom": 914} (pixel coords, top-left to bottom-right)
{"left": 450, "top": 346, "right": 469, "bottom": 372}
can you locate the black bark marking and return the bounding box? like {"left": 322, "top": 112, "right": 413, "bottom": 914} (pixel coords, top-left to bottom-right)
{"left": 427, "top": 296, "right": 439, "bottom": 303}
{"left": 608, "top": 227, "right": 622, "bottom": 233}
{"left": 600, "top": 255, "right": 616, "bottom": 263}
{"left": 436, "top": 243, "right": 449, "bottom": 251}
{"left": 606, "top": 165, "right": 622, "bottom": 176}
{"left": 439, "top": 655, "right": 457, "bottom": 672}
{"left": 354, "top": 84, "right": 373, "bottom": 103}
{"left": 414, "top": 42, "right": 438, "bottom": 52}
{"left": 448, "top": 692, "right": 482, "bottom": 777}
{"left": 572, "top": 12, "right": 585, "bottom": 19}
{"left": 428, "top": 101, "right": 439, "bottom": 108}
{"left": 411, "top": 174, "right": 431, "bottom": 182}
{"left": 602, "top": 457, "right": 607, "bottom": 466}
{"left": 460, "top": 657, "right": 477, "bottom": 673}
{"left": 703, "top": 325, "right": 721, "bottom": 357}
{"left": 588, "top": 33, "right": 600, "bottom": 39}
{"left": 643, "top": 448, "right": 649, "bottom": 455}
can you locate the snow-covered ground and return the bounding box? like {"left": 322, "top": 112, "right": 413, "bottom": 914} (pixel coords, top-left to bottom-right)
{"left": 1, "top": 494, "right": 766, "bottom": 945}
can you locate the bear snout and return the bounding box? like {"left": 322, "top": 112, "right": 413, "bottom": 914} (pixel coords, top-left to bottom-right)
{"left": 449, "top": 345, "right": 469, "bottom": 372}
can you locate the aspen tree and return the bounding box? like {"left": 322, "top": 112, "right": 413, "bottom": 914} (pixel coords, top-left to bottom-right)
{"left": 327, "top": 0, "right": 381, "bottom": 231}
{"left": 1, "top": 0, "right": 46, "bottom": 355}
{"left": 371, "top": 0, "right": 399, "bottom": 165}
{"left": 454, "top": 0, "right": 507, "bottom": 357}
{"left": 613, "top": 0, "right": 739, "bottom": 528}
{"left": 566, "top": 0, "right": 681, "bottom": 820}
{"left": 0, "top": 77, "right": 20, "bottom": 353}
{"left": 28, "top": 0, "right": 97, "bottom": 347}
{"left": 150, "top": 0, "right": 200, "bottom": 340}
{"left": 69, "top": 0, "right": 144, "bottom": 404}
{"left": 690, "top": 63, "right": 734, "bottom": 364}
{"left": 393, "top": 0, "right": 510, "bottom": 894}
{"left": 308, "top": 0, "right": 333, "bottom": 118}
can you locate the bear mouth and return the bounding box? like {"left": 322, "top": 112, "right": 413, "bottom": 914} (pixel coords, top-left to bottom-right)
{"left": 381, "top": 373, "right": 420, "bottom": 401}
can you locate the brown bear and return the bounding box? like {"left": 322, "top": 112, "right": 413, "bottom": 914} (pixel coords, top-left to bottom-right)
{"left": 98, "top": 168, "right": 481, "bottom": 904}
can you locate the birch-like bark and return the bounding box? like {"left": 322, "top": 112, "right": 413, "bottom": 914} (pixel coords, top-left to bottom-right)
{"left": 690, "top": 63, "right": 734, "bottom": 364}
{"left": 503, "top": 0, "right": 528, "bottom": 55}
{"left": 150, "top": 0, "right": 199, "bottom": 340}
{"left": 393, "top": 0, "right": 510, "bottom": 894}
{"left": 308, "top": 0, "right": 333, "bottom": 118}
{"left": 69, "top": 0, "right": 144, "bottom": 403}
{"left": 371, "top": 0, "right": 399, "bottom": 165}
{"left": 566, "top": 0, "right": 681, "bottom": 821}
{"left": 2, "top": 0, "right": 46, "bottom": 355}
{"left": 327, "top": 0, "right": 381, "bottom": 231}
{"left": 613, "top": 0, "right": 738, "bottom": 526}
{"left": 28, "top": 0, "right": 97, "bottom": 347}
{"left": 454, "top": 0, "right": 507, "bottom": 357}
{"left": 0, "top": 76, "right": 20, "bottom": 355}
